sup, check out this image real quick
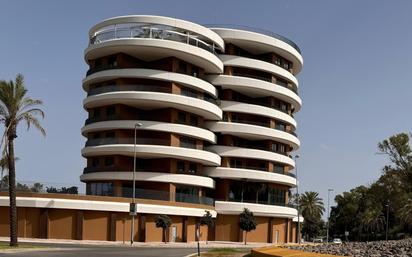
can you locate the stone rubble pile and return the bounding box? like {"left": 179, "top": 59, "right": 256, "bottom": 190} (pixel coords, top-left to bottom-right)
{"left": 287, "top": 238, "right": 412, "bottom": 257}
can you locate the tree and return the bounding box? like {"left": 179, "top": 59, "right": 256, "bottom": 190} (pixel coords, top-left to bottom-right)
{"left": 239, "top": 208, "right": 257, "bottom": 245}
{"left": 0, "top": 74, "right": 45, "bottom": 246}
{"left": 200, "top": 210, "right": 214, "bottom": 244}
{"left": 155, "top": 214, "right": 172, "bottom": 243}
{"left": 360, "top": 206, "right": 385, "bottom": 240}
{"left": 0, "top": 156, "right": 18, "bottom": 189}
{"left": 399, "top": 197, "right": 412, "bottom": 226}
{"left": 299, "top": 191, "right": 325, "bottom": 240}
{"left": 299, "top": 191, "right": 325, "bottom": 219}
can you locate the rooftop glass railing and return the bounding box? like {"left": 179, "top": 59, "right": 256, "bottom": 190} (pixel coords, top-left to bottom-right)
{"left": 90, "top": 24, "right": 217, "bottom": 55}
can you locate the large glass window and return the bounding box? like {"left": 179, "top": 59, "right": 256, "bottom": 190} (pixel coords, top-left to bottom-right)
{"left": 269, "top": 188, "right": 286, "bottom": 205}
{"left": 87, "top": 182, "right": 113, "bottom": 196}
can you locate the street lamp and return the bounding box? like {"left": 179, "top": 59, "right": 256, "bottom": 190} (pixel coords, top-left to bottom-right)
{"left": 294, "top": 154, "right": 300, "bottom": 244}
{"left": 131, "top": 122, "right": 143, "bottom": 245}
{"left": 326, "top": 188, "right": 334, "bottom": 244}
{"left": 385, "top": 200, "right": 390, "bottom": 241}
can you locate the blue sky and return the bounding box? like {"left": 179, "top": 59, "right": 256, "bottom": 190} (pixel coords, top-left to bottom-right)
{"left": 1, "top": 0, "right": 411, "bottom": 208}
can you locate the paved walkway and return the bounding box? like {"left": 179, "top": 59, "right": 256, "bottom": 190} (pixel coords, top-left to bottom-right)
{"left": 0, "top": 237, "right": 270, "bottom": 249}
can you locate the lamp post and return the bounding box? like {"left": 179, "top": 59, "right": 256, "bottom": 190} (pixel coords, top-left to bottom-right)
{"left": 130, "top": 122, "right": 142, "bottom": 245}
{"left": 385, "top": 200, "right": 390, "bottom": 241}
{"left": 326, "top": 188, "right": 334, "bottom": 244}
{"left": 294, "top": 154, "right": 300, "bottom": 244}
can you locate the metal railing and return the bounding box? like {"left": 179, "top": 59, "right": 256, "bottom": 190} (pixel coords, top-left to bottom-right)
{"left": 90, "top": 24, "right": 217, "bottom": 55}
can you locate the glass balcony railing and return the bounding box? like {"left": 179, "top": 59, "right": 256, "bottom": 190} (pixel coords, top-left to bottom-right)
{"left": 86, "top": 84, "right": 219, "bottom": 106}
{"left": 85, "top": 137, "right": 202, "bottom": 150}
{"left": 85, "top": 137, "right": 171, "bottom": 147}
{"left": 0, "top": 180, "right": 214, "bottom": 206}
{"left": 217, "top": 197, "right": 296, "bottom": 208}
{"left": 90, "top": 24, "right": 217, "bottom": 55}
{"left": 232, "top": 72, "right": 298, "bottom": 94}
{"left": 223, "top": 116, "right": 298, "bottom": 137}
{"left": 227, "top": 164, "right": 296, "bottom": 178}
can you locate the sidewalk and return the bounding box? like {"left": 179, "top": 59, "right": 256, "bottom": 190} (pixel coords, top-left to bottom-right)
{"left": 0, "top": 237, "right": 271, "bottom": 249}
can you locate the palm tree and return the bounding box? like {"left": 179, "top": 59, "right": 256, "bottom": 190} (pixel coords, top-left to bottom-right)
{"left": 299, "top": 191, "right": 325, "bottom": 220}
{"left": 360, "top": 207, "right": 385, "bottom": 240}
{"left": 0, "top": 156, "right": 19, "bottom": 189}
{"left": 399, "top": 198, "right": 412, "bottom": 225}
{"left": 0, "top": 74, "right": 45, "bottom": 246}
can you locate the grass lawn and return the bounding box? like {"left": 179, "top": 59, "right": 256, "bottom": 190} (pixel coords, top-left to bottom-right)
{"left": 0, "top": 242, "right": 46, "bottom": 250}
{"left": 200, "top": 248, "right": 251, "bottom": 257}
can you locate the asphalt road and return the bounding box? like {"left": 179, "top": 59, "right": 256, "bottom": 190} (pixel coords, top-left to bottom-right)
{"left": 0, "top": 244, "right": 197, "bottom": 257}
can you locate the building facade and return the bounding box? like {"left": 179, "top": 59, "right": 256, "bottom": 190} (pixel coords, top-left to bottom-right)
{"left": 0, "top": 15, "right": 302, "bottom": 243}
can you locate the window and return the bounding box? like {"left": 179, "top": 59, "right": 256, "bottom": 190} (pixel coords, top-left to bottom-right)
{"left": 269, "top": 188, "right": 286, "bottom": 205}
{"left": 91, "top": 158, "right": 99, "bottom": 167}
{"left": 181, "top": 87, "right": 198, "bottom": 98}
{"left": 105, "top": 157, "right": 114, "bottom": 167}
{"left": 178, "top": 112, "right": 186, "bottom": 123}
{"left": 271, "top": 143, "right": 279, "bottom": 152}
{"left": 178, "top": 62, "right": 187, "bottom": 73}
{"left": 93, "top": 108, "right": 101, "bottom": 118}
{"left": 274, "top": 165, "right": 284, "bottom": 174}
{"left": 230, "top": 159, "right": 243, "bottom": 168}
{"left": 275, "top": 57, "right": 281, "bottom": 66}
{"left": 188, "top": 163, "right": 197, "bottom": 173}
{"left": 280, "top": 102, "right": 288, "bottom": 112}
{"left": 190, "top": 115, "right": 198, "bottom": 126}
{"left": 88, "top": 182, "right": 113, "bottom": 196}
{"left": 108, "top": 55, "right": 117, "bottom": 67}
{"left": 275, "top": 122, "right": 286, "bottom": 131}
{"left": 191, "top": 67, "right": 199, "bottom": 77}
{"left": 177, "top": 161, "right": 185, "bottom": 172}
{"left": 105, "top": 131, "right": 115, "bottom": 138}
{"left": 94, "top": 58, "right": 102, "bottom": 67}
{"left": 180, "top": 136, "right": 197, "bottom": 149}
{"left": 106, "top": 106, "right": 115, "bottom": 116}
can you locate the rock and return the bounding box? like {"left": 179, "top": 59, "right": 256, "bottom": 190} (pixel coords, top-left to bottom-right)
{"left": 285, "top": 238, "right": 412, "bottom": 257}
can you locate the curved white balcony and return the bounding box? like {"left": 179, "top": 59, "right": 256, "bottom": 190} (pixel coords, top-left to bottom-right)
{"left": 0, "top": 196, "right": 217, "bottom": 217}
{"left": 210, "top": 28, "right": 302, "bottom": 75}
{"left": 206, "top": 75, "right": 302, "bottom": 111}
{"left": 219, "top": 55, "right": 298, "bottom": 87}
{"left": 83, "top": 68, "right": 217, "bottom": 97}
{"left": 85, "top": 38, "right": 223, "bottom": 74}
{"left": 89, "top": 15, "right": 225, "bottom": 51}
{"left": 83, "top": 91, "right": 222, "bottom": 120}
{"left": 207, "top": 145, "right": 294, "bottom": 167}
{"left": 82, "top": 144, "right": 221, "bottom": 166}
{"left": 215, "top": 201, "right": 297, "bottom": 218}
{"left": 206, "top": 121, "right": 300, "bottom": 150}
{"left": 220, "top": 100, "right": 296, "bottom": 129}
{"left": 82, "top": 120, "right": 216, "bottom": 143}
{"left": 80, "top": 171, "right": 215, "bottom": 189}
{"left": 202, "top": 167, "right": 296, "bottom": 187}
